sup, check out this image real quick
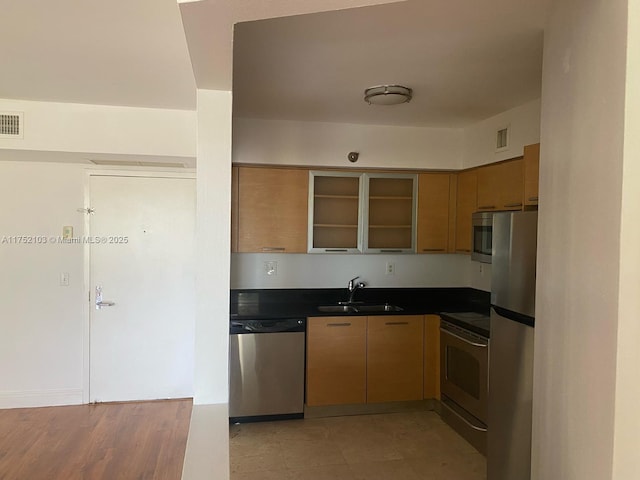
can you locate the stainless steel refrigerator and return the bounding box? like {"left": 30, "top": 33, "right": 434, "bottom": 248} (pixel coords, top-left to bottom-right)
{"left": 488, "top": 210, "right": 537, "bottom": 480}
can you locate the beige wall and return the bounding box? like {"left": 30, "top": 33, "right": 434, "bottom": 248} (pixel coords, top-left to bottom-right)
{"left": 462, "top": 98, "right": 541, "bottom": 169}
{"left": 532, "top": 0, "right": 628, "bottom": 478}
{"left": 0, "top": 161, "right": 86, "bottom": 408}
{"left": 194, "top": 90, "right": 233, "bottom": 405}
{"left": 0, "top": 98, "right": 196, "bottom": 161}
{"left": 613, "top": 0, "right": 640, "bottom": 476}
{"left": 233, "top": 117, "right": 464, "bottom": 170}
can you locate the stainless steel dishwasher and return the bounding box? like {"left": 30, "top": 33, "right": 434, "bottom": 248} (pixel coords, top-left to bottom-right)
{"left": 229, "top": 318, "right": 306, "bottom": 422}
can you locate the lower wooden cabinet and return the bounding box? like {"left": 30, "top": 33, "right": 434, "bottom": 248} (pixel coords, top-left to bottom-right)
{"left": 306, "top": 316, "right": 367, "bottom": 406}
{"left": 307, "top": 315, "right": 434, "bottom": 406}
{"left": 367, "top": 315, "right": 424, "bottom": 403}
{"left": 423, "top": 315, "right": 441, "bottom": 400}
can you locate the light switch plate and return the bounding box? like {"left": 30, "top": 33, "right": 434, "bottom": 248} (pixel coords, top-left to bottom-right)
{"left": 62, "top": 226, "right": 73, "bottom": 240}
{"left": 60, "top": 272, "right": 70, "bottom": 286}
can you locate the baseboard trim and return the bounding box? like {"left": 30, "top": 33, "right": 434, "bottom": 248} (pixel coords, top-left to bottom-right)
{"left": 304, "top": 399, "right": 437, "bottom": 419}
{"left": 0, "top": 388, "right": 83, "bottom": 409}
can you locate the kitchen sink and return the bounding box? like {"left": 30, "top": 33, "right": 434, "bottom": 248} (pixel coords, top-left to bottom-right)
{"left": 356, "top": 304, "right": 404, "bottom": 313}
{"left": 317, "top": 303, "right": 403, "bottom": 314}
{"left": 317, "top": 305, "right": 358, "bottom": 313}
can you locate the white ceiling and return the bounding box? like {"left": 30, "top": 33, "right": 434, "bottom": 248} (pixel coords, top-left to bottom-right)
{"left": 0, "top": 0, "right": 550, "bottom": 128}
{"left": 0, "top": 0, "right": 197, "bottom": 109}
{"left": 232, "top": 0, "right": 548, "bottom": 127}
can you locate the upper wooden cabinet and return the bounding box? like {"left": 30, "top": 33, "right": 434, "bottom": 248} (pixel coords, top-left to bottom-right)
{"left": 308, "top": 171, "right": 363, "bottom": 253}
{"left": 236, "top": 166, "right": 309, "bottom": 253}
{"left": 523, "top": 143, "right": 540, "bottom": 206}
{"left": 306, "top": 316, "right": 367, "bottom": 407}
{"left": 364, "top": 174, "right": 417, "bottom": 253}
{"left": 476, "top": 159, "right": 523, "bottom": 211}
{"left": 366, "top": 315, "right": 424, "bottom": 403}
{"left": 454, "top": 169, "right": 477, "bottom": 254}
{"left": 417, "top": 173, "right": 454, "bottom": 254}
{"left": 308, "top": 171, "right": 417, "bottom": 254}
{"left": 231, "top": 166, "right": 239, "bottom": 252}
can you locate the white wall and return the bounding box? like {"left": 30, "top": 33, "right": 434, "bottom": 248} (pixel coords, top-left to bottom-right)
{"left": 233, "top": 117, "right": 464, "bottom": 170}
{"left": 462, "top": 98, "right": 541, "bottom": 168}
{"left": 193, "top": 90, "right": 232, "bottom": 405}
{"left": 231, "top": 253, "right": 474, "bottom": 289}
{"left": 532, "top": 0, "right": 627, "bottom": 478}
{"left": 0, "top": 98, "right": 196, "bottom": 160}
{"left": 0, "top": 160, "right": 86, "bottom": 408}
{"left": 612, "top": 0, "right": 640, "bottom": 476}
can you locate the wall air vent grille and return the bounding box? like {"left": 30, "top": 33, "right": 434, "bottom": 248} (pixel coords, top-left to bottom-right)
{"left": 0, "top": 112, "right": 23, "bottom": 138}
{"left": 495, "top": 125, "right": 510, "bottom": 152}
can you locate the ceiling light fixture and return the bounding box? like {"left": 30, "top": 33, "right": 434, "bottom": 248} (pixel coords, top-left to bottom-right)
{"left": 364, "top": 85, "right": 413, "bottom": 105}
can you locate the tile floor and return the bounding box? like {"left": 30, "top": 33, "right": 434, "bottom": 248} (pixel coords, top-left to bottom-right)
{"left": 229, "top": 410, "right": 486, "bottom": 480}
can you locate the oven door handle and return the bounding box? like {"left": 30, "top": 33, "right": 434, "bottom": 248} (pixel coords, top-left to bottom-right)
{"left": 440, "top": 327, "right": 488, "bottom": 348}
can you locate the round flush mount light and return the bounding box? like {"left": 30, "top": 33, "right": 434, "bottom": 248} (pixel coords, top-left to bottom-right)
{"left": 364, "top": 84, "right": 413, "bottom": 105}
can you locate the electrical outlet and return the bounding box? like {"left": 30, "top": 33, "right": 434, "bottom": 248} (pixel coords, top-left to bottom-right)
{"left": 264, "top": 261, "right": 278, "bottom": 276}
{"left": 385, "top": 262, "right": 395, "bottom": 275}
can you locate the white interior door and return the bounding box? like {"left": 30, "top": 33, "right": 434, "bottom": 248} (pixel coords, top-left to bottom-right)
{"left": 89, "top": 175, "right": 195, "bottom": 402}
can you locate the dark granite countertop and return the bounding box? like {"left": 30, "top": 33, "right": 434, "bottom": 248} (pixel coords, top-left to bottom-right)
{"left": 230, "top": 288, "right": 490, "bottom": 334}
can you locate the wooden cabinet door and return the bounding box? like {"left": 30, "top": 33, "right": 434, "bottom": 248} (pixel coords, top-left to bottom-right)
{"left": 365, "top": 174, "right": 416, "bottom": 253}
{"left": 476, "top": 164, "right": 500, "bottom": 211}
{"left": 423, "top": 315, "right": 440, "bottom": 400}
{"left": 454, "top": 170, "right": 477, "bottom": 254}
{"left": 309, "top": 172, "right": 362, "bottom": 253}
{"left": 417, "top": 173, "right": 451, "bottom": 254}
{"left": 306, "top": 316, "right": 367, "bottom": 406}
{"left": 231, "top": 166, "right": 239, "bottom": 253}
{"left": 237, "top": 167, "right": 309, "bottom": 253}
{"left": 523, "top": 143, "right": 540, "bottom": 206}
{"left": 366, "top": 315, "right": 424, "bottom": 403}
{"left": 477, "top": 160, "right": 524, "bottom": 211}
{"left": 497, "top": 159, "right": 524, "bottom": 210}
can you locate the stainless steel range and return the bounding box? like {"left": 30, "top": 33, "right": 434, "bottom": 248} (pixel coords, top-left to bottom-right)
{"left": 439, "top": 311, "right": 490, "bottom": 454}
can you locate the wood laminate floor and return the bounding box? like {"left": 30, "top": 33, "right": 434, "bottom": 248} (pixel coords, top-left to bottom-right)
{"left": 230, "top": 410, "right": 486, "bottom": 480}
{"left": 0, "top": 399, "right": 192, "bottom": 480}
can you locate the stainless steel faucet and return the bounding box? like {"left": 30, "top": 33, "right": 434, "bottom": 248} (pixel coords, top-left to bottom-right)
{"left": 346, "top": 276, "right": 366, "bottom": 304}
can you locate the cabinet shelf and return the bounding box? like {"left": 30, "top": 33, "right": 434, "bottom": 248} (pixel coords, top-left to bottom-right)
{"left": 369, "top": 225, "right": 412, "bottom": 229}
{"left": 369, "top": 196, "right": 412, "bottom": 200}
{"left": 314, "top": 224, "right": 358, "bottom": 228}
{"left": 314, "top": 194, "right": 359, "bottom": 200}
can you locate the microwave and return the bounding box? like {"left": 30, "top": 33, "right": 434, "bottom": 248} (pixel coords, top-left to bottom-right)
{"left": 472, "top": 212, "right": 493, "bottom": 263}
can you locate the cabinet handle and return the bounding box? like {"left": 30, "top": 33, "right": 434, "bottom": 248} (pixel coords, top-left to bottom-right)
{"left": 478, "top": 205, "right": 496, "bottom": 210}
{"left": 325, "top": 249, "right": 348, "bottom": 252}
{"left": 385, "top": 321, "right": 409, "bottom": 325}
{"left": 456, "top": 249, "right": 471, "bottom": 253}
{"left": 504, "top": 202, "right": 523, "bottom": 208}
{"left": 261, "top": 247, "right": 285, "bottom": 252}
{"left": 422, "top": 248, "right": 445, "bottom": 252}
{"left": 327, "top": 322, "right": 351, "bottom": 327}
{"left": 380, "top": 249, "right": 403, "bottom": 253}
{"left": 528, "top": 196, "right": 539, "bottom": 201}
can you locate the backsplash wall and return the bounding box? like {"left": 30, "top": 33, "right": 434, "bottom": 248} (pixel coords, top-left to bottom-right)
{"left": 230, "top": 253, "right": 485, "bottom": 290}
